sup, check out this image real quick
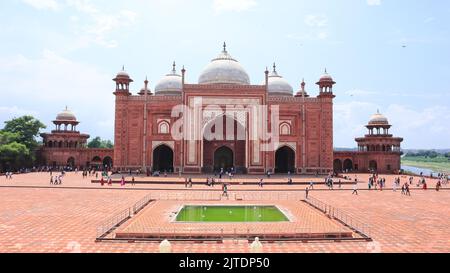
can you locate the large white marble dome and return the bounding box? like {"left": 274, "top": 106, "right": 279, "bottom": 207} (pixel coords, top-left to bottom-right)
{"left": 264, "top": 64, "right": 293, "bottom": 96}
{"left": 155, "top": 63, "right": 182, "bottom": 95}
{"left": 198, "top": 44, "right": 250, "bottom": 85}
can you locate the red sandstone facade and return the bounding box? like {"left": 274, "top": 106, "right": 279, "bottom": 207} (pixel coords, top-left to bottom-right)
{"left": 112, "top": 46, "right": 335, "bottom": 174}
{"left": 39, "top": 108, "right": 113, "bottom": 169}
{"left": 37, "top": 46, "right": 403, "bottom": 175}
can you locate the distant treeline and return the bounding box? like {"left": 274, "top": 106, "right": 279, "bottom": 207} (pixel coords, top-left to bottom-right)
{"left": 405, "top": 150, "right": 450, "bottom": 158}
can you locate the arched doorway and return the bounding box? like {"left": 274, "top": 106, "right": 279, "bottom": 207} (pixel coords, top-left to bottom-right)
{"left": 333, "top": 159, "right": 343, "bottom": 173}
{"left": 91, "top": 156, "right": 102, "bottom": 169}
{"left": 153, "top": 145, "right": 174, "bottom": 172}
{"left": 203, "top": 115, "right": 246, "bottom": 173}
{"left": 275, "top": 146, "right": 295, "bottom": 174}
{"left": 343, "top": 159, "right": 353, "bottom": 172}
{"left": 369, "top": 160, "right": 378, "bottom": 172}
{"left": 103, "top": 156, "right": 113, "bottom": 169}
{"left": 214, "top": 146, "right": 234, "bottom": 172}
{"left": 67, "top": 157, "right": 75, "bottom": 167}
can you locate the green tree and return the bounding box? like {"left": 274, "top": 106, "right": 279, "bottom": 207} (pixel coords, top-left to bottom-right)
{"left": 0, "top": 142, "right": 30, "bottom": 172}
{"left": 0, "top": 131, "right": 20, "bottom": 145}
{"left": 3, "top": 116, "right": 46, "bottom": 151}
{"left": 0, "top": 116, "right": 45, "bottom": 171}
{"left": 88, "top": 137, "right": 102, "bottom": 148}
{"left": 88, "top": 137, "right": 114, "bottom": 149}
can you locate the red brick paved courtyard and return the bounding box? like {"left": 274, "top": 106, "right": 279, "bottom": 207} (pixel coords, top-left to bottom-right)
{"left": 0, "top": 172, "right": 449, "bottom": 253}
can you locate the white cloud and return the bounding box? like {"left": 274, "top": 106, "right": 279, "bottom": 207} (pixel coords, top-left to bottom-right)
{"left": 367, "top": 0, "right": 381, "bottom": 6}
{"left": 213, "top": 0, "right": 257, "bottom": 13}
{"left": 345, "top": 89, "right": 378, "bottom": 96}
{"left": 334, "top": 100, "right": 450, "bottom": 149}
{"left": 22, "top": 0, "right": 60, "bottom": 11}
{"left": 0, "top": 51, "right": 115, "bottom": 140}
{"left": 424, "top": 17, "right": 435, "bottom": 24}
{"left": 21, "top": 0, "right": 139, "bottom": 49}
{"left": 65, "top": 1, "right": 138, "bottom": 48}
{"left": 0, "top": 106, "right": 38, "bottom": 121}
{"left": 305, "top": 15, "right": 328, "bottom": 27}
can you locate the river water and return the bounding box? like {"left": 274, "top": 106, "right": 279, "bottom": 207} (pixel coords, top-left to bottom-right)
{"left": 401, "top": 165, "right": 443, "bottom": 176}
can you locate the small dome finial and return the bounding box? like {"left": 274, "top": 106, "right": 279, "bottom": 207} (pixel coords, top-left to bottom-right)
{"left": 324, "top": 68, "right": 328, "bottom": 74}
{"left": 65, "top": 106, "right": 68, "bottom": 111}
{"left": 122, "top": 65, "right": 125, "bottom": 71}
{"left": 273, "top": 63, "right": 277, "bottom": 72}
{"left": 223, "top": 42, "right": 227, "bottom": 52}
{"left": 172, "top": 61, "right": 176, "bottom": 73}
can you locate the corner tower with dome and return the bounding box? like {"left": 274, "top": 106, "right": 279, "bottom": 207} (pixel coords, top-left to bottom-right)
{"left": 112, "top": 43, "right": 336, "bottom": 174}
{"left": 334, "top": 111, "right": 404, "bottom": 174}
{"left": 39, "top": 107, "right": 114, "bottom": 169}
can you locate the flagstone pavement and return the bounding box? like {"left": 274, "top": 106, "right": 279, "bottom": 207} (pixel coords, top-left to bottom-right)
{"left": 0, "top": 172, "right": 449, "bottom": 253}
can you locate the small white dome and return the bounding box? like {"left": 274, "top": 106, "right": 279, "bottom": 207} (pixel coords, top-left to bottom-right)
{"left": 369, "top": 111, "right": 389, "bottom": 125}
{"left": 198, "top": 44, "right": 250, "bottom": 85}
{"left": 115, "top": 66, "right": 130, "bottom": 78}
{"left": 56, "top": 107, "right": 77, "bottom": 121}
{"left": 155, "top": 63, "right": 182, "bottom": 95}
{"left": 264, "top": 65, "right": 293, "bottom": 96}
{"left": 318, "top": 69, "right": 334, "bottom": 82}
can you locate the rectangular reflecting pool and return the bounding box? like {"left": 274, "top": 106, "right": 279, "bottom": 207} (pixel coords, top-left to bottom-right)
{"left": 175, "top": 205, "right": 289, "bottom": 222}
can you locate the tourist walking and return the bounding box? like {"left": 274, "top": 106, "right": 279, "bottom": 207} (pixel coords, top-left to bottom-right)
{"left": 100, "top": 177, "right": 104, "bottom": 186}
{"left": 405, "top": 183, "right": 411, "bottom": 196}
{"left": 352, "top": 183, "right": 358, "bottom": 195}
{"left": 436, "top": 180, "right": 441, "bottom": 191}
{"left": 222, "top": 184, "right": 228, "bottom": 198}
{"left": 120, "top": 176, "right": 126, "bottom": 187}
{"left": 305, "top": 187, "right": 309, "bottom": 199}
{"left": 132, "top": 176, "right": 135, "bottom": 186}
{"left": 50, "top": 176, "right": 53, "bottom": 185}
{"left": 259, "top": 179, "right": 264, "bottom": 188}
{"left": 108, "top": 177, "right": 112, "bottom": 186}
{"left": 309, "top": 181, "right": 314, "bottom": 190}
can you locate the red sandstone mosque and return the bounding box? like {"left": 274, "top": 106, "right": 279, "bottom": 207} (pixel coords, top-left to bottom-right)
{"left": 39, "top": 43, "right": 403, "bottom": 174}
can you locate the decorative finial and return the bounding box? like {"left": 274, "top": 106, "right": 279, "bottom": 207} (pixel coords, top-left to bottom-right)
{"left": 172, "top": 61, "right": 176, "bottom": 73}
{"left": 223, "top": 42, "right": 227, "bottom": 52}
{"left": 377, "top": 109, "right": 380, "bottom": 114}
{"left": 265, "top": 67, "right": 269, "bottom": 73}
{"left": 324, "top": 68, "right": 328, "bottom": 74}
{"left": 273, "top": 63, "right": 277, "bottom": 72}
{"left": 144, "top": 76, "right": 148, "bottom": 84}
{"left": 65, "top": 106, "right": 68, "bottom": 111}
{"left": 301, "top": 78, "right": 306, "bottom": 91}
{"left": 122, "top": 65, "right": 125, "bottom": 71}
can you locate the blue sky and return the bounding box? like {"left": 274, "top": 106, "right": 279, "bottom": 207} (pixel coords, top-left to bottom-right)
{"left": 0, "top": 0, "right": 449, "bottom": 149}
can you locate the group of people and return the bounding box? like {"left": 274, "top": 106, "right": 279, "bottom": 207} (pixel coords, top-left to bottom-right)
{"left": 50, "top": 175, "right": 63, "bottom": 185}
{"left": 3, "top": 172, "right": 13, "bottom": 179}
{"left": 99, "top": 176, "right": 113, "bottom": 186}
{"left": 205, "top": 177, "right": 216, "bottom": 187}
{"left": 367, "top": 175, "right": 387, "bottom": 190}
